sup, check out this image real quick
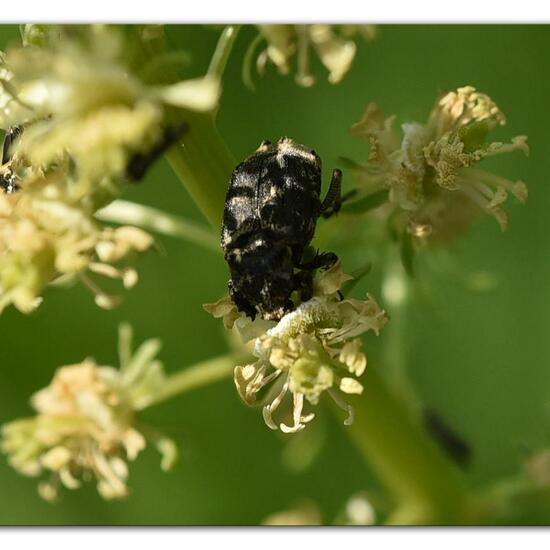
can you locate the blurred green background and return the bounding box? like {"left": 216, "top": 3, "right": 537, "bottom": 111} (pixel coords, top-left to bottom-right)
{"left": 0, "top": 24, "right": 548, "bottom": 525}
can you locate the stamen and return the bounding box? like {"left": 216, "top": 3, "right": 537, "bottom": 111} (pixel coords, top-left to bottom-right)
{"left": 88, "top": 262, "right": 124, "bottom": 280}
{"left": 296, "top": 25, "right": 314, "bottom": 87}
{"left": 280, "top": 392, "right": 307, "bottom": 433}
{"left": 262, "top": 375, "right": 290, "bottom": 431}
{"left": 467, "top": 168, "right": 527, "bottom": 202}
{"left": 328, "top": 388, "right": 355, "bottom": 426}
{"left": 78, "top": 273, "right": 121, "bottom": 309}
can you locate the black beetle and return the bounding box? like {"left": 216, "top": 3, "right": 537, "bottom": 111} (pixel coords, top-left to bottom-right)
{"left": 222, "top": 137, "right": 342, "bottom": 321}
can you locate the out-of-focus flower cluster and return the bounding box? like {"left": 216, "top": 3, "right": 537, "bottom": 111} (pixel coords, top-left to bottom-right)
{"left": 1, "top": 25, "right": 219, "bottom": 190}
{"left": 0, "top": 25, "right": 220, "bottom": 313}
{"left": 350, "top": 86, "right": 528, "bottom": 242}
{"left": 205, "top": 262, "right": 388, "bottom": 433}
{"left": 0, "top": 169, "right": 153, "bottom": 313}
{"left": 262, "top": 492, "right": 377, "bottom": 525}
{"left": 254, "top": 25, "right": 376, "bottom": 87}
{"left": 1, "top": 324, "right": 177, "bottom": 501}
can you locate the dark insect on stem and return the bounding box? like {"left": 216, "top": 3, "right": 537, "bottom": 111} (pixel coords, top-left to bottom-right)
{"left": 2, "top": 125, "right": 23, "bottom": 165}
{"left": 423, "top": 407, "right": 471, "bottom": 470}
{"left": 124, "top": 123, "right": 188, "bottom": 182}
{"left": 0, "top": 126, "right": 23, "bottom": 194}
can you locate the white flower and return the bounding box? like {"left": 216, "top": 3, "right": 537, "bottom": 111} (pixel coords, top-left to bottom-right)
{"left": 351, "top": 86, "right": 528, "bottom": 239}
{"left": 205, "top": 261, "right": 388, "bottom": 433}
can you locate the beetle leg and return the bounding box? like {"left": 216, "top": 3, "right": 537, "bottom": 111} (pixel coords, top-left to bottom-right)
{"left": 294, "top": 270, "right": 313, "bottom": 303}
{"left": 229, "top": 279, "right": 257, "bottom": 320}
{"left": 320, "top": 168, "right": 342, "bottom": 218}
{"left": 124, "top": 123, "right": 188, "bottom": 182}
{"left": 298, "top": 251, "right": 338, "bottom": 271}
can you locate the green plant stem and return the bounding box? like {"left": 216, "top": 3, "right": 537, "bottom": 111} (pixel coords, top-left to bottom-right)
{"left": 344, "top": 365, "right": 472, "bottom": 524}
{"left": 167, "top": 25, "right": 240, "bottom": 228}
{"left": 380, "top": 251, "right": 417, "bottom": 406}
{"left": 96, "top": 199, "right": 220, "bottom": 252}
{"left": 165, "top": 112, "right": 234, "bottom": 229}
{"left": 139, "top": 353, "right": 247, "bottom": 410}
{"left": 208, "top": 25, "right": 240, "bottom": 78}
{"left": 138, "top": 25, "right": 238, "bottom": 229}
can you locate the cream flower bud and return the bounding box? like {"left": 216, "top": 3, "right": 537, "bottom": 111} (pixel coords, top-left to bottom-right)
{"left": 339, "top": 340, "right": 367, "bottom": 376}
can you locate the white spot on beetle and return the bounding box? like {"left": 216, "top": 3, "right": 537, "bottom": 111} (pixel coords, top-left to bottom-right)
{"left": 276, "top": 137, "right": 319, "bottom": 165}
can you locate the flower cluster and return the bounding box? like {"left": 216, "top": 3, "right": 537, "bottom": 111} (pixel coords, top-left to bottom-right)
{"left": 1, "top": 25, "right": 219, "bottom": 192}
{"left": 350, "top": 86, "right": 528, "bottom": 241}
{"left": 0, "top": 324, "right": 176, "bottom": 501}
{"left": 254, "top": 25, "right": 376, "bottom": 87}
{"left": 0, "top": 169, "right": 153, "bottom": 313}
{"left": 205, "top": 262, "right": 387, "bottom": 433}
{"left": 0, "top": 25, "right": 220, "bottom": 313}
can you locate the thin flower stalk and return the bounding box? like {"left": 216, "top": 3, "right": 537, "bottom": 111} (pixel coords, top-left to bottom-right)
{"left": 96, "top": 199, "right": 220, "bottom": 253}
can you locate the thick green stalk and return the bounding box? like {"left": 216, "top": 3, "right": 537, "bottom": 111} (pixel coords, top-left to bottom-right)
{"left": 165, "top": 26, "right": 239, "bottom": 229}
{"left": 138, "top": 25, "right": 238, "bottom": 229}
{"left": 165, "top": 112, "right": 234, "bottom": 229}
{"left": 345, "top": 366, "right": 472, "bottom": 524}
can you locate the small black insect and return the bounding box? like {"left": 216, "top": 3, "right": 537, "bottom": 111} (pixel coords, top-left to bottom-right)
{"left": 423, "top": 408, "right": 471, "bottom": 470}
{"left": 124, "top": 123, "right": 188, "bottom": 182}
{"left": 222, "top": 137, "right": 342, "bottom": 321}
{"left": 0, "top": 122, "right": 187, "bottom": 193}
{"left": 0, "top": 126, "right": 23, "bottom": 194}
